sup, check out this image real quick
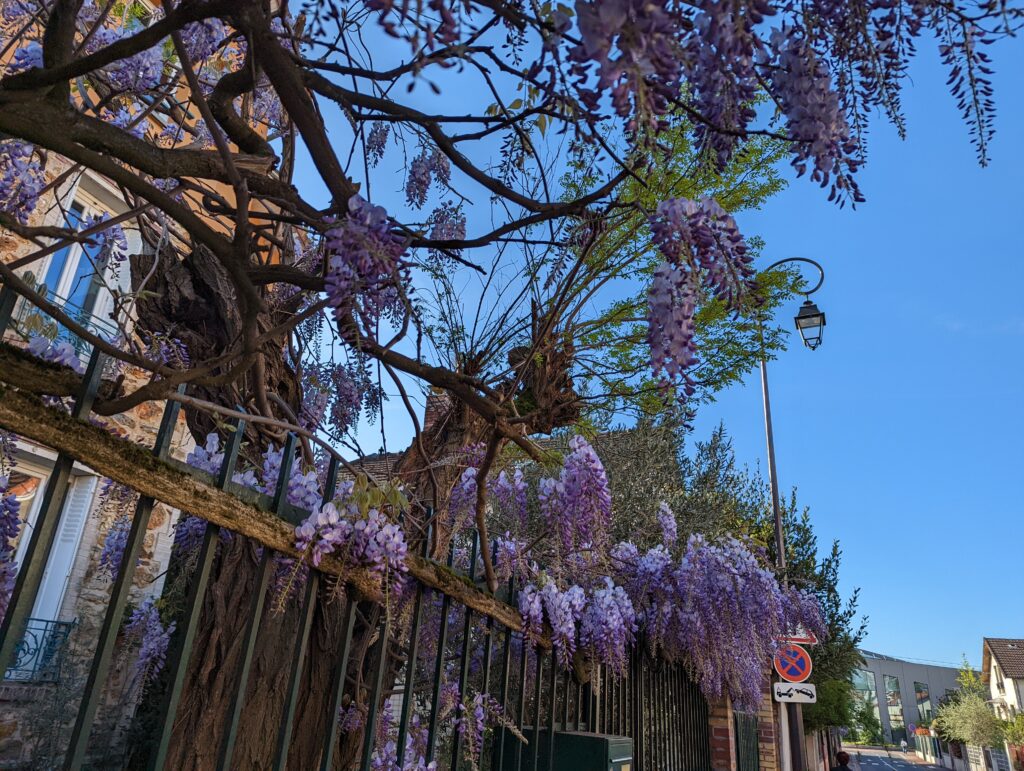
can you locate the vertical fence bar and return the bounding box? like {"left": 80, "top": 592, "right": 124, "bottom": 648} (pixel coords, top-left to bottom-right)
{"left": 147, "top": 418, "right": 243, "bottom": 771}
{"left": 0, "top": 283, "right": 18, "bottom": 334}
{"left": 602, "top": 665, "right": 609, "bottom": 734}
{"left": 636, "top": 651, "right": 645, "bottom": 771}
{"left": 425, "top": 545, "right": 455, "bottom": 763}
{"left": 217, "top": 433, "right": 296, "bottom": 768}
{"left": 449, "top": 534, "right": 479, "bottom": 769}
{"left": 667, "top": 666, "right": 676, "bottom": 769}
{"left": 565, "top": 667, "right": 573, "bottom": 729}
{"left": 513, "top": 638, "right": 528, "bottom": 771}
{"left": 651, "top": 664, "right": 660, "bottom": 770}
{"left": 479, "top": 541, "right": 496, "bottom": 697}
{"left": 320, "top": 595, "right": 358, "bottom": 771}
{"left": 573, "top": 675, "right": 581, "bottom": 729}
{"left": 492, "top": 577, "right": 515, "bottom": 771}
{"left": 359, "top": 613, "right": 391, "bottom": 771}
{"left": 64, "top": 390, "right": 183, "bottom": 770}
{"left": 546, "top": 652, "right": 557, "bottom": 771}
{"left": 396, "top": 525, "right": 431, "bottom": 768}
{"left": 273, "top": 456, "right": 339, "bottom": 771}
{"left": 530, "top": 650, "right": 544, "bottom": 771}
{"left": 0, "top": 348, "right": 104, "bottom": 674}
{"left": 614, "top": 667, "right": 622, "bottom": 733}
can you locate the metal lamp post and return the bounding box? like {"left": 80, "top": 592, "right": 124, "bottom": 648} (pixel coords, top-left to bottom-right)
{"left": 758, "top": 257, "right": 825, "bottom": 771}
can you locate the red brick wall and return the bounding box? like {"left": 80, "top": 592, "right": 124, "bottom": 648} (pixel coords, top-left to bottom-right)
{"left": 758, "top": 688, "right": 780, "bottom": 771}
{"left": 710, "top": 697, "right": 738, "bottom": 771}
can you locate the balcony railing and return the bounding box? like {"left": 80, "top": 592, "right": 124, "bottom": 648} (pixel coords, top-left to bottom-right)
{"left": 4, "top": 617, "right": 75, "bottom": 684}
{"left": 6, "top": 278, "right": 120, "bottom": 356}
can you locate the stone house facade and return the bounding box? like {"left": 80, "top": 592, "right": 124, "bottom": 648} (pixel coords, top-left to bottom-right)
{"left": 0, "top": 157, "right": 196, "bottom": 764}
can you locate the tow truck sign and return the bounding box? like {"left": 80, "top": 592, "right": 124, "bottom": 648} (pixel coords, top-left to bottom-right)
{"left": 773, "top": 682, "right": 817, "bottom": 704}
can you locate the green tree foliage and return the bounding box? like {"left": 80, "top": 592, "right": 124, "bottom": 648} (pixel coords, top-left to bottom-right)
{"left": 1005, "top": 714, "right": 1024, "bottom": 746}
{"left": 937, "top": 695, "right": 1005, "bottom": 747}
{"left": 804, "top": 679, "right": 856, "bottom": 734}
{"left": 556, "top": 114, "right": 798, "bottom": 424}
{"left": 852, "top": 694, "right": 885, "bottom": 744}
{"left": 936, "top": 658, "right": 1005, "bottom": 747}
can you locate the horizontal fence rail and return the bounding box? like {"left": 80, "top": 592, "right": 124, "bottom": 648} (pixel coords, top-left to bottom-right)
{"left": 0, "top": 289, "right": 714, "bottom": 770}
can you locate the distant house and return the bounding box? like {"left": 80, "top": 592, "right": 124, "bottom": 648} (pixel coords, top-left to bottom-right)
{"left": 983, "top": 638, "right": 1024, "bottom": 721}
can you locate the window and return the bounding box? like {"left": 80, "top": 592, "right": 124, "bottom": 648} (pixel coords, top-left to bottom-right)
{"left": 915, "top": 681, "right": 933, "bottom": 723}
{"left": 851, "top": 669, "right": 884, "bottom": 742}
{"left": 7, "top": 453, "right": 98, "bottom": 623}
{"left": 15, "top": 184, "right": 133, "bottom": 349}
{"left": 885, "top": 674, "right": 907, "bottom": 742}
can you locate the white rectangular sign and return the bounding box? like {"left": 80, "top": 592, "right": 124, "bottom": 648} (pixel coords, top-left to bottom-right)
{"left": 773, "top": 682, "right": 817, "bottom": 704}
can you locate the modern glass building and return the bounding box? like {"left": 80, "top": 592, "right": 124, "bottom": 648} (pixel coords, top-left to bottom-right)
{"left": 853, "top": 650, "right": 970, "bottom": 745}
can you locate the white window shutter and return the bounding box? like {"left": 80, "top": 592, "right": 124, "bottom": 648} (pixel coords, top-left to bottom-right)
{"left": 32, "top": 475, "right": 98, "bottom": 622}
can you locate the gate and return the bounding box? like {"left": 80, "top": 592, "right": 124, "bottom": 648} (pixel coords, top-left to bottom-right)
{"left": 735, "top": 712, "right": 760, "bottom": 771}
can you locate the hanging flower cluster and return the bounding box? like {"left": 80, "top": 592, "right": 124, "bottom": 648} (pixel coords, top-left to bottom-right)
{"left": 646, "top": 197, "right": 756, "bottom": 395}
{"left": 491, "top": 468, "right": 527, "bottom": 531}
{"left": 27, "top": 334, "right": 86, "bottom": 375}
{"left": 614, "top": 533, "right": 824, "bottom": 711}
{"left": 324, "top": 195, "right": 409, "bottom": 333}
{"left": 97, "top": 513, "right": 131, "bottom": 580}
{"left": 124, "top": 597, "right": 175, "bottom": 685}
{"left": 405, "top": 146, "right": 450, "bottom": 208}
{"left": 294, "top": 495, "right": 408, "bottom": 590}
{"left": 0, "top": 140, "right": 44, "bottom": 225}
{"left": 0, "top": 476, "right": 22, "bottom": 623}
{"left": 538, "top": 435, "right": 613, "bottom": 553}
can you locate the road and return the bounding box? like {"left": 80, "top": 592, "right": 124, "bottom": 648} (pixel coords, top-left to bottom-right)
{"left": 851, "top": 747, "right": 946, "bottom": 771}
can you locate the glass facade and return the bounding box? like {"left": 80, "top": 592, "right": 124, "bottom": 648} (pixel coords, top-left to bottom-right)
{"left": 852, "top": 668, "right": 883, "bottom": 742}
{"left": 915, "top": 681, "right": 933, "bottom": 723}
{"left": 885, "top": 674, "right": 906, "bottom": 742}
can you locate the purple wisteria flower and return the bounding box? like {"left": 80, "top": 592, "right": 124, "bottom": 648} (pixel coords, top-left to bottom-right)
{"left": 125, "top": 597, "right": 175, "bottom": 685}
{"left": 27, "top": 335, "right": 86, "bottom": 375}
{"left": 180, "top": 18, "right": 228, "bottom": 61}
{"left": 7, "top": 41, "right": 42, "bottom": 74}
{"left": 656, "top": 502, "right": 677, "bottom": 548}
{"left": 87, "top": 26, "right": 165, "bottom": 93}
{"left": 294, "top": 494, "right": 408, "bottom": 591}
{"left": 578, "top": 578, "right": 637, "bottom": 675}
{"left": 0, "top": 476, "right": 23, "bottom": 623}
{"left": 446, "top": 467, "right": 477, "bottom": 534}
{"left": 324, "top": 195, "right": 409, "bottom": 333}
{"left": 366, "top": 123, "right": 389, "bottom": 166}
{"left": 492, "top": 468, "right": 527, "bottom": 530}
{"left": 98, "top": 513, "right": 131, "bottom": 580}
{"left": 0, "top": 140, "right": 44, "bottom": 224}
{"left": 538, "top": 435, "right": 612, "bottom": 553}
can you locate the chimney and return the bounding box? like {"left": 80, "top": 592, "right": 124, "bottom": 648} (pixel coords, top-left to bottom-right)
{"left": 423, "top": 386, "right": 452, "bottom": 434}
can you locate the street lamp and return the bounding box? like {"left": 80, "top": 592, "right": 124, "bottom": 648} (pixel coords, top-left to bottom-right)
{"left": 794, "top": 300, "right": 826, "bottom": 350}
{"left": 759, "top": 257, "right": 825, "bottom": 771}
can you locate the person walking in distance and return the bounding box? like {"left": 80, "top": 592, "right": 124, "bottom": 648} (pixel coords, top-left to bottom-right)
{"left": 901, "top": 738, "right": 908, "bottom": 754}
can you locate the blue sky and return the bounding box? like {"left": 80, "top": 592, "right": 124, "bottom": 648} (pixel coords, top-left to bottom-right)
{"left": 317, "top": 26, "right": 1024, "bottom": 669}
{"left": 692, "top": 37, "right": 1024, "bottom": 669}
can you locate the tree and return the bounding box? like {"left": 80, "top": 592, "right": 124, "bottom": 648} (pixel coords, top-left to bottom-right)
{"left": 804, "top": 679, "right": 855, "bottom": 734}
{"left": 0, "top": 0, "right": 1018, "bottom": 764}
{"left": 1005, "top": 714, "right": 1024, "bottom": 747}
{"left": 852, "top": 694, "right": 885, "bottom": 745}
{"left": 936, "top": 658, "right": 1005, "bottom": 748}
{"left": 937, "top": 695, "right": 1005, "bottom": 748}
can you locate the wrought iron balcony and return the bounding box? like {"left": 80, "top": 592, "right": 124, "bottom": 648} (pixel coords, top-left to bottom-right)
{"left": 4, "top": 617, "right": 75, "bottom": 684}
